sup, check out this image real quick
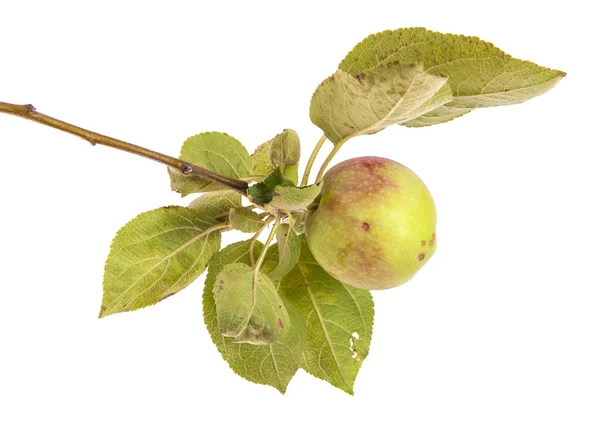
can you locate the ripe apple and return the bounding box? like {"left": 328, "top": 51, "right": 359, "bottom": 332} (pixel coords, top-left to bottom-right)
{"left": 305, "top": 156, "right": 436, "bottom": 290}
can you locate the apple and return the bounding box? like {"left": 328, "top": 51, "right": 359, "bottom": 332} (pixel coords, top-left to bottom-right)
{"left": 305, "top": 156, "right": 436, "bottom": 290}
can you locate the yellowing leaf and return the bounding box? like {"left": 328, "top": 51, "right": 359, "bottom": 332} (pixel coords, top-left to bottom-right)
{"left": 269, "top": 129, "right": 301, "bottom": 170}
{"left": 250, "top": 140, "right": 274, "bottom": 176}
{"left": 100, "top": 207, "right": 222, "bottom": 317}
{"left": 214, "top": 263, "right": 289, "bottom": 344}
{"left": 310, "top": 62, "right": 452, "bottom": 144}
{"left": 339, "top": 27, "right": 565, "bottom": 127}
{"left": 228, "top": 207, "right": 264, "bottom": 233}
{"left": 187, "top": 191, "right": 241, "bottom": 222}
{"left": 268, "top": 183, "right": 322, "bottom": 212}
{"left": 251, "top": 136, "right": 300, "bottom": 184}
{"left": 203, "top": 241, "right": 305, "bottom": 393}
{"left": 267, "top": 224, "right": 300, "bottom": 280}
{"left": 168, "top": 132, "right": 251, "bottom": 196}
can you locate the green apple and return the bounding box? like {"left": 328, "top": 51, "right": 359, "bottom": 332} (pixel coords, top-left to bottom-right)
{"left": 305, "top": 156, "right": 436, "bottom": 290}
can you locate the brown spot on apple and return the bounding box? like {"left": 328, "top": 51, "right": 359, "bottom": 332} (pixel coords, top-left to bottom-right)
{"left": 418, "top": 253, "right": 426, "bottom": 261}
{"left": 362, "top": 222, "right": 370, "bottom": 231}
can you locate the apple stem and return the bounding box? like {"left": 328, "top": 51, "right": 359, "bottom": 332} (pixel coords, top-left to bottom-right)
{"left": 301, "top": 133, "right": 327, "bottom": 186}
{"left": 0, "top": 101, "right": 250, "bottom": 194}
{"left": 315, "top": 143, "right": 343, "bottom": 182}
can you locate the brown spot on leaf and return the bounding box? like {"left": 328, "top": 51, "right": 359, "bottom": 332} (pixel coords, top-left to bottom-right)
{"left": 161, "top": 205, "right": 179, "bottom": 213}
{"left": 432, "top": 233, "right": 436, "bottom": 241}
{"left": 159, "top": 292, "right": 175, "bottom": 302}
{"left": 429, "top": 240, "right": 433, "bottom": 247}
{"left": 214, "top": 279, "right": 225, "bottom": 293}
{"left": 421, "top": 240, "right": 427, "bottom": 246}
{"left": 277, "top": 317, "right": 284, "bottom": 328}
{"left": 418, "top": 253, "right": 426, "bottom": 261}
{"left": 362, "top": 222, "right": 370, "bottom": 231}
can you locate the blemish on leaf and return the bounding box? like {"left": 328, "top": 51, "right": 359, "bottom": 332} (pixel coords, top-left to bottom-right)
{"left": 429, "top": 240, "right": 433, "bottom": 247}
{"left": 161, "top": 205, "right": 179, "bottom": 213}
{"left": 159, "top": 292, "right": 176, "bottom": 302}
{"left": 214, "top": 279, "right": 225, "bottom": 293}
{"left": 362, "top": 222, "right": 370, "bottom": 231}
{"left": 277, "top": 317, "right": 284, "bottom": 328}
{"left": 421, "top": 240, "right": 426, "bottom": 246}
{"left": 418, "top": 253, "right": 426, "bottom": 261}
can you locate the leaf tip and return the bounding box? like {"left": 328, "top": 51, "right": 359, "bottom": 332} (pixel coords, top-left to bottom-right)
{"left": 98, "top": 304, "right": 108, "bottom": 319}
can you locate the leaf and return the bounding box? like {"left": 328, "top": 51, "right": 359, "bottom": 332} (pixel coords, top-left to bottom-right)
{"left": 267, "top": 224, "right": 301, "bottom": 280}
{"left": 310, "top": 62, "right": 452, "bottom": 144}
{"left": 247, "top": 168, "right": 294, "bottom": 205}
{"left": 213, "top": 263, "right": 289, "bottom": 344}
{"left": 187, "top": 191, "right": 241, "bottom": 222}
{"left": 203, "top": 240, "right": 305, "bottom": 393}
{"left": 251, "top": 138, "right": 299, "bottom": 185}
{"left": 279, "top": 235, "right": 374, "bottom": 394}
{"left": 269, "top": 129, "right": 301, "bottom": 170}
{"left": 283, "top": 164, "right": 299, "bottom": 186}
{"left": 228, "top": 207, "right": 264, "bottom": 233}
{"left": 339, "top": 27, "right": 566, "bottom": 127}
{"left": 268, "top": 183, "right": 322, "bottom": 212}
{"left": 250, "top": 140, "right": 274, "bottom": 176}
{"left": 168, "top": 132, "right": 252, "bottom": 196}
{"left": 100, "top": 206, "right": 222, "bottom": 317}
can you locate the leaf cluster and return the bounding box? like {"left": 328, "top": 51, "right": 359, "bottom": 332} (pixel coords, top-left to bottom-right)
{"left": 100, "top": 27, "right": 563, "bottom": 394}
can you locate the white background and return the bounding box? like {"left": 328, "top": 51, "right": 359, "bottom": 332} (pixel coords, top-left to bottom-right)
{"left": 0, "top": 1, "right": 598, "bottom": 424}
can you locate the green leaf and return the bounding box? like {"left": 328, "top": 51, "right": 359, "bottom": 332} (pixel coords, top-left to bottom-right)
{"left": 250, "top": 140, "right": 274, "bottom": 176}
{"left": 168, "top": 132, "right": 252, "bottom": 196}
{"left": 339, "top": 27, "right": 566, "bottom": 127}
{"left": 213, "top": 263, "right": 289, "bottom": 344}
{"left": 100, "top": 206, "right": 222, "bottom": 318}
{"left": 251, "top": 137, "right": 299, "bottom": 185}
{"left": 284, "top": 164, "right": 299, "bottom": 186}
{"left": 247, "top": 168, "right": 294, "bottom": 205}
{"left": 228, "top": 207, "right": 264, "bottom": 233}
{"left": 267, "top": 223, "right": 301, "bottom": 280}
{"left": 269, "top": 129, "right": 301, "bottom": 170}
{"left": 268, "top": 183, "right": 322, "bottom": 212}
{"left": 310, "top": 62, "right": 452, "bottom": 144}
{"left": 187, "top": 191, "right": 241, "bottom": 222}
{"left": 203, "top": 240, "right": 305, "bottom": 393}
{"left": 280, "top": 235, "right": 374, "bottom": 394}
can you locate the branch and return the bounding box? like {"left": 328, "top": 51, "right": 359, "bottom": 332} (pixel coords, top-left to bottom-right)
{"left": 0, "top": 102, "right": 250, "bottom": 194}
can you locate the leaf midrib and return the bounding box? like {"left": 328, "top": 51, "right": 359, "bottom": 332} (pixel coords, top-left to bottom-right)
{"left": 104, "top": 224, "right": 219, "bottom": 315}
{"left": 296, "top": 260, "right": 351, "bottom": 393}
{"left": 334, "top": 68, "right": 450, "bottom": 146}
